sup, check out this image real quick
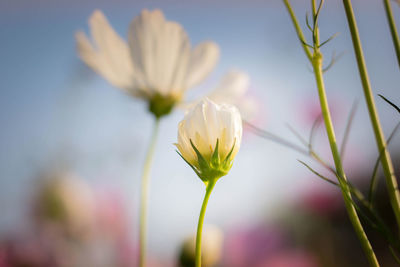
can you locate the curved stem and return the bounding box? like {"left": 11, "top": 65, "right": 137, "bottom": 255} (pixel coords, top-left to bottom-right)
{"left": 195, "top": 180, "right": 217, "bottom": 267}
{"left": 139, "top": 118, "right": 160, "bottom": 267}
{"left": 312, "top": 54, "right": 379, "bottom": 267}
{"left": 383, "top": 0, "right": 400, "bottom": 69}
{"left": 343, "top": 0, "right": 400, "bottom": 229}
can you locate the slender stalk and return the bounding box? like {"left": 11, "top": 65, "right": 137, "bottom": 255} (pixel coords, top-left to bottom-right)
{"left": 383, "top": 0, "right": 400, "bottom": 69}
{"left": 283, "top": 0, "right": 313, "bottom": 61}
{"left": 195, "top": 180, "right": 217, "bottom": 267}
{"left": 283, "top": 0, "right": 379, "bottom": 264}
{"left": 311, "top": 0, "right": 321, "bottom": 45}
{"left": 342, "top": 0, "right": 400, "bottom": 228}
{"left": 139, "top": 118, "right": 160, "bottom": 267}
{"left": 312, "top": 54, "right": 379, "bottom": 266}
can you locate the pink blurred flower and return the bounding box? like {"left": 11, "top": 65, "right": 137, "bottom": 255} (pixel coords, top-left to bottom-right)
{"left": 298, "top": 95, "right": 346, "bottom": 126}
{"left": 256, "top": 250, "right": 318, "bottom": 267}
{"left": 223, "top": 225, "right": 288, "bottom": 267}
{"left": 299, "top": 185, "right": 342, "bottom": 218}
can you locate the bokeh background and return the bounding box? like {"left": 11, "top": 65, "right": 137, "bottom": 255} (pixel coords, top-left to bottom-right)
{"left": 1, "top": 0, "right": 399, "bottom": 266}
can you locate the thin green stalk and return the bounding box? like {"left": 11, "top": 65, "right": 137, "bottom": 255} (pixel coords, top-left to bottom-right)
{"left": 342, "top": 0, "right": 400, "bottom": 229}
{"left": 195, "top": 180, "right": 217, "bottom": 267}
{"left": 383, "top": 0, "right": 400, "bottom": 69}
{"left": 312, "top": 53, "right": 380, "bottom": 267}
{"left": 283, "top": 0, "right": 313, "bottom": 61}
{"left": 311, "top": 0, "right": 321, "bottom": 45}
{"left": 282, "top": 1, "right": 379, "bottom": 264}
{"left": 139, "top": 118, "right": 160, "bottom": 267}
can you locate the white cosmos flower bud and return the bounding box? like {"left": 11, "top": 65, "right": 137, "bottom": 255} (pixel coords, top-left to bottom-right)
{"left": 175, "top": 98, "right": 242, "bottom": 181}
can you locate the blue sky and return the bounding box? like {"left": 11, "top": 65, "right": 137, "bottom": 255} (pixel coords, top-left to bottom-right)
{"left": 0, "top": 0, "right": 399, "bottom": 260}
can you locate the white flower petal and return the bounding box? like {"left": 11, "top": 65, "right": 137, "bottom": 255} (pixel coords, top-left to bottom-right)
{"left": 177, "top": 121, "right": 197, "bottom": 165}
{"left": 76, "top": 10, "right": 136, "bottom": 92}
{"left": 208, "top": 71, "right": 257, "bottom": 120}
{"left": 208, "top": 70, "right": 249, "bottom": 103}
{"left": 176, "top": 99, "right": 242, "bottom": 167}
{"left": 128, "top": 9, "right": 190, "bottom": 97}
{"left": 186, "top": 42, "right": 220, "bottom": 89}
{"left": 183, "top": 71, "right": 256, "bottom": 120}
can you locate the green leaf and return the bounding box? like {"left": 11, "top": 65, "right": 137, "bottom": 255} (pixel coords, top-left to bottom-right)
{"left": 308, "top": 114, "right": 323, "bottom": 150}
{"left": 318, "top": 32, "right": 339, "bottom": 48}
{"left": 323, "top": 51, "right": 345, "bottom": 73}
{"left": 368, "top": 121, "right": 400, "bottom": 205}
{"left": 298, "top": 160, "right": 338, "bottom": 186}
{"left": 340, "top": 99, "right": 359, "bottom": 158}
{"left": 244, "top": 120, "right": 308, "bottom": 155}
{"left": 378, "top": 94, "right": 400, "bottom": 114}
{"left": 305, "top": 12, "right": 313, "bottom": 32}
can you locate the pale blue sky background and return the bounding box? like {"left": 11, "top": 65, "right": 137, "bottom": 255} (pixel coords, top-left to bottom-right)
{"left": 0, "top": 0, "right": 399, "bottom": 260}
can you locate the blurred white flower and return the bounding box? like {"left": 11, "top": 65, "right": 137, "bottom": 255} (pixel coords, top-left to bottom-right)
{"left": 176, "top": 98, "right": 242, "bottom": 181}
{"left": 35, "top": 175, "right": 96, "bottom": 235}
{"left": 76, "top": 9, "right": 219, "bottom": 118}
{"left": 207, "top": 70, "right": 258, "bottom": 120}
{"left": 179, "top": 225, "right": 224, "bottom": 267}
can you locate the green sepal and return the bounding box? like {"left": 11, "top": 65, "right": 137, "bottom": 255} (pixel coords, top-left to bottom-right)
{"left": 176, "top": 150, "right": 202, "bottom": 179}
{"left": 190, "top": 140, "right": 209, "bottom": 172}
{"left": 148, "top": 93, "right": 178, "bottom": 119}
{"left": 210, "top": 139, "right": 220, "bottom": 168}
{"left": 182, "top": 139, "right": 234, "bottom": 182}
{"left": 223, "top": 139, "right": 236, "bottom": 169}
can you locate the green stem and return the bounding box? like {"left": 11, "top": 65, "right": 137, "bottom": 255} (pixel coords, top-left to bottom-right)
{"left": 282, "top": 1, "right": 380, "bottom": 264}
{"left": 383, "top": 0, "right": 400, "bottom": 69}
{"left": 283, "top": 0, "right": 313, "bottom": 61}
{"left": 342, "top": 0, "right": 400, "bottom": 229}
{"left": 139, "top": 118, "right": 160, "bottom": 267}
{"left": 312, "top": 53, "right": 380, "bottom": 267}
{"left": 312, "top": 0, "right": 321, "bottom": 45}
{"left": 195, "top": 180, "right": 217, "bottom": 267}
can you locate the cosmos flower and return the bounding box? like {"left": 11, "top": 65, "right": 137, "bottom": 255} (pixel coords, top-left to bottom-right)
{"left": 34, "top": 175, "right": 96, "bottom": 235}
{"left": 176, "top": 98, "right": 242, "bottom": 181}
{"left": 183, "top": 70, "right": 258, "bottom": 120}
{"left": 76, "top": 9, "right": 219, "bottom": 118}
{"left": 207, "top": 70, "right": 258, "bottom": 120}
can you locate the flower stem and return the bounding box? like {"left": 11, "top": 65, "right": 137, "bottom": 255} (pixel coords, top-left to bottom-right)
{"left": 195, "top": 180, "right": 217, "bottom": 267}
{"left": 342, "top": 0, "right": 400, "bottom": 229}
{"left": 383, "top": 0, "right": 400, "bottom": 69}
{"left": 139, "top": 118, "right": 160, "bottom": 267}
{"left": 283, "top": 0, "right": 313, "bottom": 61}
{"left": 282, "top": 0, "right": 379, "bottom": 264}
{"left": 312, "top": 53, "right": 379, "bottom": 267}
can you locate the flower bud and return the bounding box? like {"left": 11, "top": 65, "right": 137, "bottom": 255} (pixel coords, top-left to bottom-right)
{"left": 175, "top": 98, "right": 242, "bottom": 182}
{"left": 179, "top": 225, "right": 224, "bottom": 267}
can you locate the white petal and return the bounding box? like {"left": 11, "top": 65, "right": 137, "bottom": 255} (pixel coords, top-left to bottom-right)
{"left": 207, "top": 71, "right": 257, "bottom": 120}
{"left": 218, "top": 104, "right": 242, "bottom": 158}
{"left": 177, "top": 121, "right": 197, "bottom": 165}
{"left": 176, "top": 98, "right": 242, "bottom": 164}
{"left": 76, "top": 10, "right": 136, "bottom": 92}
{"left": 186, "top": 42, "right": 220, "bottom": 89}
{"left": 208, "top": 70, "right": 249, "bottom": 103}
{"left": 128, "top": 9, "right": 190, "bottom": 97}
{"left": 180, "top": 71, "right": 247, "bottom": 114}
{"left": 204, "top": 100, "right": 220, "bottom": 149}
